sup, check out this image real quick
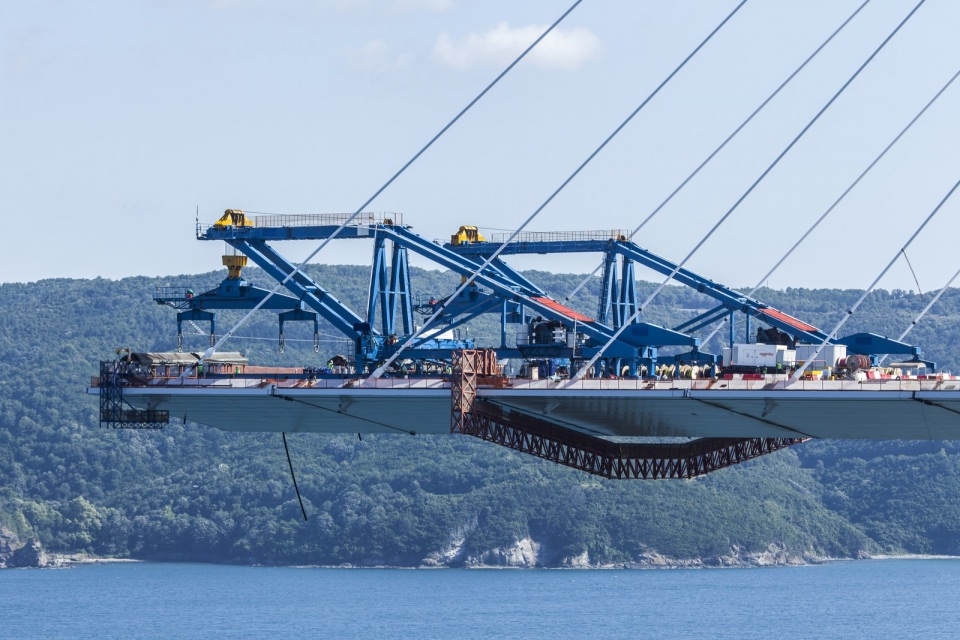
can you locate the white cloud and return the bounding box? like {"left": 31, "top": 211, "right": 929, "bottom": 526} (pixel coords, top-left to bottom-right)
{"left": 346, "top": 39, "right": 411, "bottom": 74}
{"left": 432, "top": 22, "right": 600, "bottom": 71}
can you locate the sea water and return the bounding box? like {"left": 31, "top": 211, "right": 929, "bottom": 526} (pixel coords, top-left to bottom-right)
{"left": 2, "top": 559, "right": 960, "bottom": 639}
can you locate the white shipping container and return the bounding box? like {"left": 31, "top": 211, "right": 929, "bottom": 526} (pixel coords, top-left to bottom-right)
{"left": 730, "top": 344, "right": 795, "bottom": 368}
{"left": 795, "top": 344, "right": 847, "bottom": 369}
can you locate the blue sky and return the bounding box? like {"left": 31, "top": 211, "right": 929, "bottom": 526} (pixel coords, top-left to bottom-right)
{"left": 2, "top": 0, "right": 958, "bottom": 292}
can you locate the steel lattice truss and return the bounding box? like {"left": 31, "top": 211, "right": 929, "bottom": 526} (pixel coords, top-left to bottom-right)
{"left": 451, "top": 349, "right": 806, "bottom": 479}
{"left": 466, "top": 402, "right": 805, "bottom": 479}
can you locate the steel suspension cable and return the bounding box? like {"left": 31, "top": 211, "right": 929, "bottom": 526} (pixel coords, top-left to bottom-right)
{"left": 562, "top": 0, "right": 873, "bottom": 305}
{"left": 367, "top": 0, "right": 750, "bottom": 380}
{"left": 203, "top": 0, "right": 586, "bottom": 359}
{"left": 571, "top": 0, "right": 927, "bottom": 383}
{"left": 789, "top": 175, "right": 960, "bottom": 384}
{"left": 700, "top": 65, "right": 960, "bottom": 349}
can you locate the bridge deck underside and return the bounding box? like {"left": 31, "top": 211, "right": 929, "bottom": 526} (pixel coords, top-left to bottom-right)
{"left": 111, "top": 386, "right": 960, "bottom": 440}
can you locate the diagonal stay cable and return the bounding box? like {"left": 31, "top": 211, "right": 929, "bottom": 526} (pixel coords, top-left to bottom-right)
{"left": 789, "top": 175, "right": 960, "bottom": 384}
{"left": 203, "top": 0, "right": 586, "bottom": 359}
{"left": 877, "top": 262, "right": 960, "bottom": 366}
{"left": 367, "top": 0, "right": 751, "bottom": 381}
{"left": 700, "top": 65, "right": 960, "bottom": 350}
{"left": 562, "top": 0, "right": 873, "bottom": 305}
{"left": 874, "top": 263, "right": 960, "bottom": 367}
{"left": 570, "top": 0, "right": 928, "bottom": 383}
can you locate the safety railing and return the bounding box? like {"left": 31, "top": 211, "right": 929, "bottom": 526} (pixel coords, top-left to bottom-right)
{"left": 197, "top": 212, "right": 403, "bottom": 233}
{"left": 153, "top": 286, "right": 194, "bottom": 302}
{"left": 521, "top": 377, "right": 960, "bottom": 392}
{"left": 489, "top": 229, "right": 629, "bottom": 244}
{"left": 253, "top": 212, "right": 402, "bottom": 228}
{"left": 104, "top": 372, "right": 960, "bottom": 393}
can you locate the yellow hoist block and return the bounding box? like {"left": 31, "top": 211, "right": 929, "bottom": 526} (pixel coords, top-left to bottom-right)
{"left": 222, "top": 254, "right": 248, "bottom": 279}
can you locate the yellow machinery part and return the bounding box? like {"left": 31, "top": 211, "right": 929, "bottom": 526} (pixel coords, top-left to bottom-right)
{"left": 450, "top": 225, "right": 485, "bottom": 245}
{"left": 213, "top": 209, "right": 255, "bottom": 228}
{"left": 222, "top": 254, "right": 248, "bottom": 279}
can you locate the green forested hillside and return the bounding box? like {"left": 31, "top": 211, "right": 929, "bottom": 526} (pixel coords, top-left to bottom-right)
{"left": 3, "top": 266, "right": 960, "bottom": 567}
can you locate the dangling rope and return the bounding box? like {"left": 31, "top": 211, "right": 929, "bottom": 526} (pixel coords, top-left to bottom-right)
{"left": 204, "top": 0, "right": 587, "bottom": 359}
{"left": 367, "top": 0, "right": 751, "bottom": 380}
{"left": 282, "top": 432, "right": 308, "bottom": 521}
{"left": 878, "top": 264, "right": 960, "bottom": 366}
{"left": 570, "top": 0, "right": 928, "bottom": 383}
{"left": 562, "top": 0, "right": 874, "bottom": 305}
{"left": 789, "top": 175, "right": 960, "bottom": 384}
{"left": 698, "top": 65, "right": 960, "bottom": 349}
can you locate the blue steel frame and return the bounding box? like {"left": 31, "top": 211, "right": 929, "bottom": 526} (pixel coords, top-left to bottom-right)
{"left": 448, "top": 236, "right": 930, "bottom": 368}
{"left": 158, "top": 214, "right": 928, "bottom": 375}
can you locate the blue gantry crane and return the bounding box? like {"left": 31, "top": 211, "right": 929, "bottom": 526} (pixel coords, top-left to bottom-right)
{"left": 155, "top": 210, "right": 929, "bottom": 377}
{"left": 448, "top": 229, "right": 931, "bottom": 370}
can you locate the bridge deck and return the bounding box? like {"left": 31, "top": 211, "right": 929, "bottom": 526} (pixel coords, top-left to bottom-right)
{"left": 92, "top": 376, "right": 960, "bottom": 440}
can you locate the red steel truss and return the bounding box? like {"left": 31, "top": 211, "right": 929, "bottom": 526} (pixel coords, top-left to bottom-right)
{"left": 451, "top": 349, "right": 807, "bottom": 479}
{"left": 462, "top": 402, "right": 805, "bottom": 479}
{"left": 450, "top": 350, "right": 479, "bottom": 435}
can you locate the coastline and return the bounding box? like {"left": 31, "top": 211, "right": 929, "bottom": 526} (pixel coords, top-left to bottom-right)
{"left": 7, "top": 545, "right": 960, "bottom": 571}
{"left": 25, "top": 553, "right": 960, "bottom": 571}
{"left": 52, "top": 554, "right": 143, "bottom": 566}
{"left": 865, "top": 553, "right": 960, "bottom": 561}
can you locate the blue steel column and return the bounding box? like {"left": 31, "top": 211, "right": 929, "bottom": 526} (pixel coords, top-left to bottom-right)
{"left": 598, "top": 250, "right": 617, "bottom": 326}
{"left": 369, "top": 235, "right": 391, "bottom": 335}
{"left": 619, "top": 257, "right": 638, "bottom": 329}
{"left": 501, "top": 300, "right": 509, "bottom": 349}
{"left": 729, "top": 310, "right": 736, "bottom": 351}
{"left": 390, "top": 243, "right": 414, "bottom": 335}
